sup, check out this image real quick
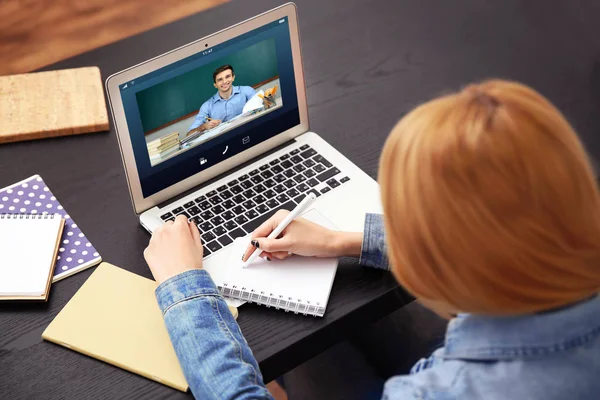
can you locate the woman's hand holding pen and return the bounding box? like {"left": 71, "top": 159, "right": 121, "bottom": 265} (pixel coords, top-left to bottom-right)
{"left": 241, "top": 210, "right": 363, "bottom": 262}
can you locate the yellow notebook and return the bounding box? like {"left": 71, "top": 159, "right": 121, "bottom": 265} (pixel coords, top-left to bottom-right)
{"left": 42, "top": 262, "right": 238, "bottom": 391}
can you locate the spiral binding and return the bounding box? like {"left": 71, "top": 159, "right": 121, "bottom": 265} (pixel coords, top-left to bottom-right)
{"left": 219, "top": 283, "right": 326, "bottom": 317}
{"left": 0, "top": 213, "right": 57, "bottom": 219}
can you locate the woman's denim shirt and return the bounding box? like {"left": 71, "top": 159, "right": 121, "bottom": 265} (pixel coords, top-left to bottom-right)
{"left": 155, "top": 214, "right": 600, "bottom": 399}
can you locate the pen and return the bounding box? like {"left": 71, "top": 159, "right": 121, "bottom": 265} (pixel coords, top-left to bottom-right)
{"left": 242, "top": 193, "right": 317, "bottom": 268}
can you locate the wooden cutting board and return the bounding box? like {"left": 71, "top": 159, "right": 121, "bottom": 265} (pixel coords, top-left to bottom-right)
{"left": 0, "top": 66, "right": 109, "bottom": 144}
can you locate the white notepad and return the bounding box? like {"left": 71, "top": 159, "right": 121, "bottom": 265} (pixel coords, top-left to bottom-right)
{"left": 0, "top": 214, "right": 65, "bottom": 300}
{"left": 220, "top": 209, "right": 338, "bottom": 317}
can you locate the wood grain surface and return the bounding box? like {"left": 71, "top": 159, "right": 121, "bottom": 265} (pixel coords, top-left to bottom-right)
{"left": 0, "top": 67, "right": 108, "bottom": 143}
{"left": 1, "top": 0, "right": 600, "bottom": 398}
{"left": 0, "top": 0, "right": 227, "bottom": 76}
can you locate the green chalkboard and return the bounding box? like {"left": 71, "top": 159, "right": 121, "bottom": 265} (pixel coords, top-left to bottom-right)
{"left": 136, "top": 38, "right": 278, "bottom": 133}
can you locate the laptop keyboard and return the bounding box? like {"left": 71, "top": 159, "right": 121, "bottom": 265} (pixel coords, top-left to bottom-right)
{"left": 159, "top": 144, "right": 350, "bottom": 257}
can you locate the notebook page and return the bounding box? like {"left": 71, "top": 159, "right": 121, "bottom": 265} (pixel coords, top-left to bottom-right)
{"left": 222, "top": 209, "right": 338, "bottom": 306}
{"left": 0, "top": 215, "right": 63, "bottom": 296}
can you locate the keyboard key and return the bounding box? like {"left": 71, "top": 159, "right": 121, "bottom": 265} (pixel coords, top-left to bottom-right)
{"left": 245, "top": 209, "right": 259, "bottom": 220}
{"left": 259, "top": 164, "right": 269, "bottom": 171}
{"left": 283, "top": 179, "right": 296, "bottom": 189}
{"left": 279, "top": 154, "right": 290, "bottom": 161}
{"left": 222, "top": 210, "right": 235, "bottom": 221}
{"left": 327, "top": 178, "right": 341, "bottom": 188}
{"left": 293, "top": 164, "right": 306, "bottom": 173}
{"left": 269, "top": 159, "right": 280, "bottom": 166}
{"left": 254, "top": 184, "right": 266, "bottom": 193}
{"left": 211, "top": 216, "right": 224, "bottom": 226}
{"left": 297, "top": 183, "right": 309, "bottom": 192}
{"left": 222, "top": 199, "right": 236, "bottom": 209}
{"left": 229, "top": 228, "right": 246, "bottom": 239}
{"left": 217, "top": 185, "right": 228, "bottom": 192}
{"left": 224, "top": 220, "right": 237, "bottom": 230}
{"left": 276, "top": 194, "right": 289, "bottom": 203}
{"left": 300, "top": 144, "right": 310, "bottom": 150}
{"left": 281, "top": 160, "right": 293, "bottom": 169}
{"left": 265, "top": 199, "right": 279, "bottom": 208}
{"left": 293, "top": 174, "right": 307, "bottom": 183}
{"left": 273, "top": 184, "right": 285, "bottom": 194}
{"left": 220, "top": 190, "right": 233, "bottom": 199}
{"left": 212, "top": 205, "right": 225, "bottom": 215}
{"left": 238, "top": 174, "right": 249, "bottom": 181}
{"left": 242, "top": 200, "right": 297, "bottom": 233}
{"left": 227, "top": 179, "right": 239, "bottom": 187}
{"left": 300, "top": 148, "right": 317, "bottom": 159}
{"left": 291, "top": 155, "right": 303, "bottom": 164}
{"left": 206, "top": 241, "right": 222, "bottom": 253}
{"left": 194, "top": 195, "right": 206, "bottom": 203}
{"left": 272, "top": 165, "right": 284, "bottom": 174}
{"left": 202, "top": 245, "right": 211, "bottom": 257}
{"left": 294, "top": 194, "right": 305, "bottom": 204}
{"left": 251, "top": 175, "right": 264, "bottom": 184}
{"left": 286, "top": 188, "right": 299, "bottom": 198}
{"left": 218, "top": 235, "right": 233, "bottom": 246}
{"left": 242, "top": 189, "right": 256, "bottom": 199}
{"left": 290, "top": 149, "right": 300, "bottom": 155}
{"left": 249, "top": 169, "right": 260, "bottom": 176}
{"left": 232, "top": 195, "right": 245, "bottom": 204}
{"left": 255, "top": 204, "right": 269, "bottom": 215}
{"left": 160, "top": 212, "right": 172, "bottom": 221}
{"left": 264, "top": 189, "right": 276, "bottom": 199}
{"left": 190, "top": 216, "right": 202, "bottom": 225}
{"left": 273, "top": 174, "right": 286, "bottom": 183}
{"left": 316, "top": 167, "right": 341, "bottom": 182}
{"left": 230, "top": 185, "right": 243, "bottom": 194}
{"left": 242, "top": 200, "right": 256, "bottom": 209}
{"left": 187, "top": 205, "right": 201, "bottom": 216}
{"left": 321, "top": 187, "right": 331, "bottom": 194}
{"left": 209, "top": 195, "right": 223, "bottom": 205}
{"left": 198, "top": 201, "right": 212, "bottom": 211}
{"left": 303, "top": 159, "right": 316, "bottom": 168}
{"left": 176, "top": 211, "right": 190, "bottom": 219}
{"left": 307, "top": 178, "right": 320, "bottom": 187}
{"left": 206, "top": 190, "right": 217, "bottom": 197}
{"left": 261, "top": 170, "right": 274, "bottom": 179}
{"left": 283, "top": 169, "right": 296, "bottom": 178}
{"left": 199, "top": 221, "right": 214, "bottom": 231}
{"left": 183, "top": 201, "right": 195, "bottom": 209}
{"left": 263, "top": 179, "right": 276, "bottom": 188}
{"left": 202, "top": 232, "right": 216, "bottom": 242}
{"left": 213, "top": 225, "right": 227, "bottom": 237}
{"left": 304, "top": 169, "right": 316, "bottom": 178}
{"left": 314, "top": 164, "right": 326, "bottom": 173}
{"left": 234, "top": 215, "right": 248, "bottom": 225}
{"left": 253, "top": 194, "right": 267, "bottom": 204}
{"left": 172, "top": 206, "right": 184, "bottom": 214}
{"left": 165, "top": 217, "right": 176, "bottom": 223}
{"left": 232, "top": 205, "right": 245, "bottom": 215}
{"left": 240, "top": 180, "right": 253, "bottom": 189}
{"left": 200, "top": 210, "right": 215, "bottom": 220}
{"left": 307, "top": 188, "right": 321, "bottom": 198}
{"left": 340, "top": 176, "right": 350, "bottom": 183}
{"left": 315, "top": 155, "right": 333, "bottom": 168}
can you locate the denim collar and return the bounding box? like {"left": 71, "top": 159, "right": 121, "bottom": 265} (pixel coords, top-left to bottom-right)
{"left": 443, "top": 295, "right": 600, "bottom": 361}
{"left": 212, "top": 86, "right": 240, "bottom": 103}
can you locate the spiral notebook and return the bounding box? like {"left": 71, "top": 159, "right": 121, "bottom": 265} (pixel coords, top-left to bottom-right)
{"left": 0, "top": 214, "right": 65, "bottom": 300}
{"left": 0, "top": 175, "right": 102, "bottom": 281}
{"left": 220, "top": 209, "right": 339, "bottom": 317}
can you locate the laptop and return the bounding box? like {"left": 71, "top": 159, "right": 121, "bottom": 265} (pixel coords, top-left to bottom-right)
{"left": 105, "top": 3, "right": 382, "bottom": 273}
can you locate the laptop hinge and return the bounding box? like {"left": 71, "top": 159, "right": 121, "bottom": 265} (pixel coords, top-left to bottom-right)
{"left": 156, "top": 138, "right": 298, "bottom": 209}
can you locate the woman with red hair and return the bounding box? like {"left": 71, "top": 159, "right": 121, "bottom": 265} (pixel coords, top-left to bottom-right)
{"left": 144, "top": 80, "right": 600, "bottom": 399}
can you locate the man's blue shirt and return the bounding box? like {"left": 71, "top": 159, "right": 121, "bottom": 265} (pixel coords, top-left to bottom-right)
{"left": 188, "top": 86, "right": 255, "bottom": 131}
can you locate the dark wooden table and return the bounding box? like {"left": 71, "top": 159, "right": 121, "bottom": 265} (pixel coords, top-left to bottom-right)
{"left": 2, "top": 0, "right": 600, "bottom": 398}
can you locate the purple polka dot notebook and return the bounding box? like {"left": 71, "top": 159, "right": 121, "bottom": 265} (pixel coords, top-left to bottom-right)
{"left": 0, "top": 175, "right": 102, "bottom": 282}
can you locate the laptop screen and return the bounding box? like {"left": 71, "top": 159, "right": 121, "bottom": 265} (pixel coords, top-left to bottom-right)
{"left": 119, "top": 17, "right": 300, "bottom": 198}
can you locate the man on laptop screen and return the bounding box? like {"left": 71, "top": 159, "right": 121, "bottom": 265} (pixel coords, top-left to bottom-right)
{"left": 187, "top": 65, "right": 256, "bottom": 136}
